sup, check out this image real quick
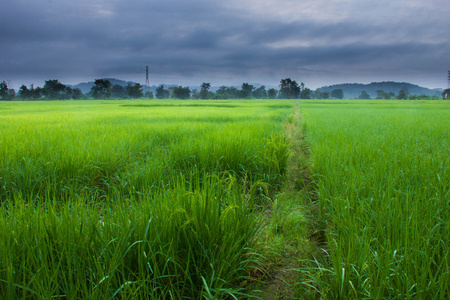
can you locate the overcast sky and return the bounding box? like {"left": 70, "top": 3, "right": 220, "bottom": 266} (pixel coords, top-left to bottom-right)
{"left": 1, "top": 0, "right": 449, "bottom": 90}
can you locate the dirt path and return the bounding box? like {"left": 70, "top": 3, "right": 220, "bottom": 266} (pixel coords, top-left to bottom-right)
{"left": 257, "top": 104, "right": 319, "bottom": 299}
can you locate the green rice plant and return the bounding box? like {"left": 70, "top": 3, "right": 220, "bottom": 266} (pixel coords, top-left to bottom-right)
{"left": 0, "top": 100, "right": 293, "bottom": 202}
{"left": 0, "top": 174, "right": 265, "bottom": 299}
{"left": 0, "top": 99, "right": 296, "bottom": 299}
{"left": 297, "top": 100, "right": 450, "bottom": 299}
{"left": 261, "top": 132, "right": 290, "bottom": 187}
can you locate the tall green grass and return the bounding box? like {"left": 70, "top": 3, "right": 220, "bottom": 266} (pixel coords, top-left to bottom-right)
{"left": 299, "top": 100, "right": 450, "bottom": 299}
{"left": 0, "top": 100, "right": 291, "bottom": 201}
{"left": 1, "top": 176, "right": 261, "bottom": 298}
{"left": 0, "top": 99, "right": 294, "bottom": 298}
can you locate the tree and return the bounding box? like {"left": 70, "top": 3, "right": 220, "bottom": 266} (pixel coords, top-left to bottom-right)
{"left": 91, "top": 79, "right": 112, "bottom": 99}
{"left": 111, "top": 85, "right": 125, "bottom": 99}
{"left": 30, "top": 85, "right": 43, "bottom": 100}
{"left": 62, "top": 86, "right": 74, "bottom": 100}
{"left": 8, "top": 89, "right": 15, "bottom": 100}
{"left": 0, "top": 81, "right": 7, "bottom": 99}
{"left": 191, "top": 89, "right": 200, "bottom": 99}
{"left": 314, "top": 90, "right": 329, "bottom": 99}
{"left": 200, "top": 82, "right": 211, "bottom": 99}
{"left": 215, "top": 86, "right": 230, "bottom": 99}
{"left": 397, "top": 87, "right": 409, "bottom": 100}
{"left": 279, "top": 78, "right": 300, "bottom": 99}
{"left": 300, "top": 87, "right": 312, "bottom": 99}
{"left": 376, "top": 89, "right": 388, "bottom": 99}
{"left": 215, "top": 86, "right": 239, "bottom": 99}
{"left": 358, "top": 90, "right": 370, "bottom": 99}
{"left": 331, "top": 89, "right": 344, "bottom": 99}
{"left": 442, "top": 89, "right": 450, "bottom": 100}
{"left": 43, "top": 79, "right": 67, "bottom": 99}
{"left": 267, "top": 88, "right": 278, "bottom": 99}
{"left": 253, "top": 86, "right": 267, "bottom": 99}
{"left": 156, "top": 85, "right": 170, "bottom": 99}
{"left": 240, "top": 83, "right": 254, "bottom": 98}
{"left": 72, "top": 88, "right": 84, "bottom": 100}
{"left": 0, "top": 81, "right": 14, "bottom": 100}
{"left": 18, "top": 85, "right": 30, "bottom": 100}
{"left": 144, "top": 91, "right": 154, "bottom": 99}
{"left": 172, "top": 86, "right": 191, "bottom": 99}
{"left": 126, "top": 83, "right": 144, "bottom": 99}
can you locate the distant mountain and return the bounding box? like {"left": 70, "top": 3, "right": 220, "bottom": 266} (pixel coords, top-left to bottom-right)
{"left": 317, "top": 82, "right": 443, "bottom": 98}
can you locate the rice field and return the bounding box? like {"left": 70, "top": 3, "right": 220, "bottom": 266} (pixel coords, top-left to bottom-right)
{"left": 0, "top": 99, "right": 293, "bottom": 299}
{"left": 298, "top": 100, "right": 450, "bottom": 299}
{"left": 1, "top": 99, "right": 449, "bottom": 299}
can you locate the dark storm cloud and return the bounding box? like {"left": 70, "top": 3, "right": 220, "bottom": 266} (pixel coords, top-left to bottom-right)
{"left": 1, "top": 0, "right": 449, "bottom": 89}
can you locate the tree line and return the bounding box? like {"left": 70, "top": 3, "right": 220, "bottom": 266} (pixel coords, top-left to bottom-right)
{"left": 0, "top": 79, "right": 145, "bottom": 100}
{"left": 1, "top": 79, "right": 449, "bottom": 100}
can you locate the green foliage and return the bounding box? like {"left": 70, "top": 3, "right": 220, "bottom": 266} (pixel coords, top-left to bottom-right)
{"left": 300, "top": 87, "right": 312, "bottom": 99}
{"left": 358, "top": 90, "right": 370, "bottom": 99}
{"left": 200, "top": 82, "right": 211, "bottom": 99}
{"left": 215, "top": 86, "right": 240, "bottom": 99}
{"left": 111, "top": 84, "right": 125, "bottom": 98}
{"left": 397, "top": 86, "right": 409, "bottom": 99}
{"left": 0, "top": 176, "right": 261, "bottom": 299}
{"left": 314, "top": 90, "right": 329, "bottom": 99}
{"left": 0, "top": 99, "right": 295, "bottom": 298}
{"left": 253, "top": 85, "right": 267, "bottom": 99}
{"left": 0, "top": 81, "right": 15, "bottom": 100}
{"left": 318, "top": 82, "right": 441, "bottom": 99}
{"left": 43, "top": 79, "right": 67, "bottom": 100}
{"left": 90, "top": 79, "right": 112, "bottom": 99}
{"left": 144, "top": 91, "right": 154, "bottom": 99}
{"left": 262, "top": 133, "right": 290, "bottom": 185}
{"left": 71, "top": 87, "right": 84, "bottom": 99}
{"left": 267, "top": 88, "right": 278, "bottom": 99}
{"left": 155, "top": 85, "right": 170, "bottom": 99}
{"left": 17, "top": 84, "right": 43, "bottom": 100}
{"left": 298, "top": 100, "right": 450, "bottom": 299}
{"left": 240, "top": 83, "right": 254, "bottom": 98}
{"left": 330, "top": 88, "right": 344, "bottom": 99}
{"left": 376, "top": 89, "right": 389, "bottom": 99}
{"left": 279, "top": 78, "right": 300, "bottom": 99}
{"left": 172, "top": 86, "right": 191, "bottom": 99}
{"left": 0, "top": 81, "right": 8, "bottom": 99}
{"left": 18, "top": 84, "right": 29, "bottom": 99}
{"left": 0, "top": 100, "right": 291, "bottom": 201}
{"left": 442, "top": 89, "right": 450, "bottom": 99}
{"left": 126, "top": 83, "right": 144, "bottom": 99}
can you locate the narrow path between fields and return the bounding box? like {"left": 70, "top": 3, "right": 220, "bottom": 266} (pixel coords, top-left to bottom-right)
{"left": 257, "top": 103, "right": 324, "bottom": 299}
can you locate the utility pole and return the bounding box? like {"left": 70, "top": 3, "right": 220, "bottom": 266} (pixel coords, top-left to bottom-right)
{"left": 448, "top": 70, "right": 450, "bottom": 89}
{"left": 145, "top": 66, "right": 150, "bottom": 95}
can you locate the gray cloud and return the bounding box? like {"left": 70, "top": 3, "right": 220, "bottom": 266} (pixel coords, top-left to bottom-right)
{"left": 1, "top": 0, "right": 449, "bottom": 89}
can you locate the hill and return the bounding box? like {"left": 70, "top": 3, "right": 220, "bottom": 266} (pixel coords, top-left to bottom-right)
{"left": 317, "top": 82, "right": 443, "bottom": 98}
